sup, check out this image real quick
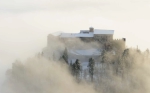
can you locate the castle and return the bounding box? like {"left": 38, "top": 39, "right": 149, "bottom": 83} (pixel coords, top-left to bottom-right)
{"left": 59, "top": 27, "right": 125, "bottom": 50}
{"left": 60, "top": 27, "right": 125, "bottom": 63}
{"left": 46, "top": 27, "right": 126, "bottom": 63}
{"left": 59, "top": 27, "right": 114, "bottom": 42}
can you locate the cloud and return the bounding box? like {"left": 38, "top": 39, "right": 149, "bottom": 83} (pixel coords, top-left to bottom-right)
{"left": 0, "top": 0, "right": 149, "bottom": 13}
{"left": 1, "top": 57, "right": 96, "bottom": 93}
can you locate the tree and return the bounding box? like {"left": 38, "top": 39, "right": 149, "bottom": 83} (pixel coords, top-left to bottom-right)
{"left": 146, "top": 49, "right": 149, "bottom": 55}
{"left": 122, "top": 49, "right": 129, "bottom": 59}
{"left": 122, "top": 49, "right": 131, "bottom": 69}
{"left": 145, "top": 49, "right": 149, "bottom": 59}
{"left": 101, "top": 50, "right": 107, "bottom": 69}
{"left": 62, "top": 47, "right": 68, "bottom": 64}
{"left": 88, "top": 58, "right": 95, "bottom": 82}
{"left": 72, "top": 59, "right": 81, "bottom": 79}
{"left": 69, "top": 61, "right": 74, "bottom": 75}
{"left": 121, "top": 49, "right": 132, "bottom": 78}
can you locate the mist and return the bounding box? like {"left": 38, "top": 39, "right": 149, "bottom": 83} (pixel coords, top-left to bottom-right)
{"left": 1, "top": 57, "right": 96, "bottom": 93}
{"left": 0, "top": 0, "right": 150, "bottom": 93}
{"left": 1, "top": 35, "right": 150, "bottom": 93}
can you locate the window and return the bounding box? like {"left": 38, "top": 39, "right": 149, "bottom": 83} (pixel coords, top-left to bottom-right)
{"left": 83, "top": 32, "right": 89, "bottom": 34}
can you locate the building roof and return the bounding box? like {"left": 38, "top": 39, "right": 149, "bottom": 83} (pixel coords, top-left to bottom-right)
{"left": 59, "top": 28, "right": 114, "bottom": 38}
{"left": 94, "top": 29, "right": 114, "bottom": 34}
{"left": 60, "top": 33, "right": 93, "bottom": 38}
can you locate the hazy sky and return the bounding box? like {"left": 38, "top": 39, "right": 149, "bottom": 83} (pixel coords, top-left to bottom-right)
{"left": 0, "top": 0, "right": 150, "bottom": 87}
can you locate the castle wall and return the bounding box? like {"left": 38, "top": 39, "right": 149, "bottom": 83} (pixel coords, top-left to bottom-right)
{"left": 79, "top": 37, "right": 94, "bottom": 42}
{"left": 94, "top": 34, "right": 113, "bottom": 42}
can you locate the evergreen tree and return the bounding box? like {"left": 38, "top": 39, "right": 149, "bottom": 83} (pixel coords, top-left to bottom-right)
{"left": 146, "top": 49, "right": 149, "bottom": 55}
{"left": 122, "top": 49, "right": 131, "bottom": 69}
{"left": 101, "top": 50, "right": 107, "bottom": 69}
{"left": 122, "top": 49, "right": 129, "bottom": 59}
{"left": 145, "top": 49, "right": 149, "bottom": 58}
{"left": 62, "top": 47, "right": 68, "bottom": 64}
{"left": 121, "top": 49, "right": 132, "bottom": 78}
{"left": 72, "top": 59, "right": 81, "bottom": 79}
{"left": 69, "top": 61, "right": 74, "bottom": 75}
{"left": 88, "top": 58, "right": 95, "bottom": 82}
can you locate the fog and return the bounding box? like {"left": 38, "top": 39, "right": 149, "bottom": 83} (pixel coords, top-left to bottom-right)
{"left": 0, "top": 36, "right": 97, "bottom": 93}
{"left": 0, "top": 0, "right": 150, "bottom": 93}
{"left": 1, "top": 57, "right": 96, "bottom": 93}
{"left": 1, "top": 36, "right": 150, "bottom": 93}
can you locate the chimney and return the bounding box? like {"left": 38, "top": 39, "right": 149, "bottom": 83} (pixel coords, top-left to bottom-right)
{"left": 122, "top": 38, "right": 126, "bottom": 42}
{"left": 89, "top": 27, "right": 94, "bottom": 32}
